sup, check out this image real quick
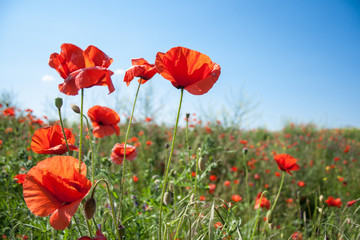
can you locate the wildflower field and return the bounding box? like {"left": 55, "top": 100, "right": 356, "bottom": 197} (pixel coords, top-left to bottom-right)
{"left": 1, "top": 44, "right": 359, "bottom": 240}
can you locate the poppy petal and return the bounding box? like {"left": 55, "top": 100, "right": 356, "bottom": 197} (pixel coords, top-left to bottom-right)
{"left": 23, "top": 167, "right": 63, "bottom": 217}
{"left": 49, "top": 198, "right": 82, "bottom": 230}
{"left": 185, "top": 63, "right": 221, "bottom": 95}
{"left": 93, "top": 125, "right": 119, "bottom": 138}
{"left": 84, "top": 45, "right": 113, "bottom": 68}
{"left": 60, "top": 43, "right": 85, "bottom": 72}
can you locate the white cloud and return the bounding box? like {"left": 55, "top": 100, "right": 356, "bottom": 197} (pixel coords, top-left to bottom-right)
{"left": 114, "top": 68, "right": 125, "bottom": 76}
{"left": 42, "top": 75, "right": 55, "bottom": 82}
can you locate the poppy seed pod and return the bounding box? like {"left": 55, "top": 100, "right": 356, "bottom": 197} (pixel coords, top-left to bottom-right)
{"left": 186, "top": 113, "right": 190, "bottom": 119}
{"left": 70, "top": 104, "right": 80, "bottom": 114}
{"left": 266, "top": 210, "right": 273, "bottom": 224}
{"left": 198, "top": 157, "right": 206, "bottom": 171}
{"left": 55, "top": 97, "right": 63, "bottom": 109}
{"left": 84, "top": 197, "right": 96, "bottom": 220}
{"left": 242, "top": 148, "right": 248, "bottom": 155}
{"left": 168, "top": 181, "right": 174, "bottom": 193}
{"left": 163, "top": 191, "right": 173, "bottom": 206}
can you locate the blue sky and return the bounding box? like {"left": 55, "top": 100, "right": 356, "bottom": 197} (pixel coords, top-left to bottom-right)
{"left": 0, "top": 0, "right": 359, "bottom": 130}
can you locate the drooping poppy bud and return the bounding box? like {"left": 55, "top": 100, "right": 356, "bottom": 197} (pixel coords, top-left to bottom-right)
{"left": 84, "top": 197, "right": 96, "bottom": 220}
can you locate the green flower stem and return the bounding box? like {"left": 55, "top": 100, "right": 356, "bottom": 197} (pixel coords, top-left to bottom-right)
{"left": 185, "top": 116, "right": 191, "bottom": 164}
{"left": 242, "top": 152, "right": 250, "bottom": 213}
{"left": 83, "top": 115, "right": 95, "bottom": 184}
{"left": 270, "top": 172, "right": 285, "bottom": 212}
{"left": 79, "top": 88, "right": 84, "bottom": 174}
{"left": 117, "top": 79, "right": 142, "bottom": 226}
{"left": 251, "top": 191, "right": 267, "bottom": 240}
{"left": 158, "top": 88, "right": 184, "bottom": 240}
{"left": 73, "top": 215, "right": 84, "bottom": 237}
{"left": 193, "top": 148, "right": 201, "bottom": 196}
{"left": 57, "top": 108, "right": 70, "bottom": 154}
{"left": 92, "top": 179, "right": 121, "bottom": 240}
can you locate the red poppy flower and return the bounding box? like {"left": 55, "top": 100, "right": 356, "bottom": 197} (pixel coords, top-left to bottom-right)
{"left": 231, "top": 194, "right": 243, "bottom": 202}
{"left": 346, "top": 199, "right": 359, "bottom": 207}
{"left": 209, "top": 175, "right": 217, "bottom": 182}
{"left": 78, "top": 229, "right": 107, "bottom": 240}
{"left": 31, "top": 125, "right": 78, "bottom": 155}
{"left": 13, "top": 173, "right": 27, "bottom": 185}
{"left": 254, "top": 192, "right": 271, "bottom": 210}
{"left": 155, "top": 46, "right": 221, "bottom": 95}
{"left": 3, "top": 107, "right": 15, "bottom": 117}
{"left": 49, "top": 43, "right": 114, "bottom": 95}
{"left": 274, "top": 153, "right": 300, "bottom": 175}
{"left": 110, "top": 143, "right": 137, "bottom": 165}
{"left": 87, "top": 105, "right": 120, "bottom": 138}
{"left": 123, "top": 58, "right": 157, "bottom": 86}
{"left": 23, "top": 156, "right": 92, "bottom": 230}
{"left": 291, "top": 231, "right": 303, "bottom": 240}
{"left": 324, "top": 196, "right": 342, "bottom": 208}
{"left": 297, "top": 181, "right": 305, "bottom": 187}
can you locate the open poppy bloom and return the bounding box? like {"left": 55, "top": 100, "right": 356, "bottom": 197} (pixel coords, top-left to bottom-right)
{"left": 231, "top": 194, "right": 243, "bottom": 202}
{"left": 155, "top": 46, "right": 221, "bottom": 95}
{"left": 87, "top": 105, "right": 120, "bottom": 138}
{"left": 31, "top": 125, "right": 78, "bottom": 155}
{"left": 254, "top": 192, "right": 271, "bottom": 210}
{"left": 110, "top": 143, "right": 137, "bottom": 165}
{"left": 23, "top": 156, "right": 91, "bottom": 230}
{"left": 124, "top": 58, "right": 157, "bottom": 86}
{"left": 13, "top": 173, "right": 27, "bottom": 185}
{"left": 78, "top": 229, "right": 107, "bottom": 240}
{"left": 49, "top": 43, "right": 115, "bottom": 95}
{"left": 274, "top": 153, "right": 300, "bottom": 175}
{"left": 3, "top": 107, "right": 15, "bottom": 117}
{"left": 325, "top": 196, "right": 342, "bottom": 208}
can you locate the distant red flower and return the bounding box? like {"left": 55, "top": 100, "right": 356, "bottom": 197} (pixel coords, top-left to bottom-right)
{"left": 145, "top": 117, "right": 152, "bottom": 122}
{"left": 23, "top": 156, "right": 91, "bottom": 230}
{"left": 208, "top": 183, "right": 216, "bottom": 194}
{"left": 87, "top": 105, "right": 120, "bottom": 138}
{"left": 214, "top": 222, "right": 223, "bottom": 229}
{"left": 123, "top": 58, "right": 157, "bottom": 86}
{"left": 297, "top": 181, "right": 305, "bottom": 187}
{"left": 343, "top": 145, "right": 350, "bottom": 153}
{"left": 254, "top": 192, "right": 271, "bottom": 210}
{"left": 78, "top": 229, "right": 107, "bottom": 240}
{"left": 31, "top": 125, "right": 78, "bottom": 155}
{"left": 230, "top": 166, "right": 238, "bottom": 172}
{"left": 146, "top": 140, "right": 153, "bottom": 146}
{"left": 49, "top": 43, "right": 114, "bottom": 95}
{"left": 13, "top": 173, "right": 27, "bottom": 185}
{"left": 239, "top": 139, "right": 247, "bottom": 145}
{"left": 209, "top": 175, "right": 217, "bottom": 182}
{"left": 231, "top": 194, "right": 242, "bottom": 202}
{"left": 133, "top": 175, "right": 139, "bottom": 182}
{"left": 3, "top": 107, "right": 15, "bottom": 117}
{"left": 291, "top": 231, "right": 303, "bottom": 240}
{"left": 224, "top": 180, "right": 230, "bottom": 186}
{"left": 155, "top": 46, "right": 221, "bottom": 95}
{"left": 110, "top": 143, "right": 137, "bottom": 165}
{"left": 274, "top": 153, "right": 300, "bottom": 175}
{"left": 199, "top": 195, "right": 206, "bottom": 201}
{"left": 325, "top": 196, "right": 342, "bottom": 208}
{"left": 275, "top": 172, "right": 281, "bottom": 177}
{"left": 346, "top": 199, "right": 359, "bottom": 207}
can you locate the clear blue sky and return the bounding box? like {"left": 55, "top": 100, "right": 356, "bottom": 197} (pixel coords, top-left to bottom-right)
{"left": 1, "top": 0, "right": 359, "bottom": 130}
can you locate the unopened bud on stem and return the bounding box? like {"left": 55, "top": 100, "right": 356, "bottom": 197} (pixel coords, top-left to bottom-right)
{"left": 70, "top": 103, "right": 81, "bottom": 114}
{"left": 55, "top": 97, "right": 63, "bottom": 109}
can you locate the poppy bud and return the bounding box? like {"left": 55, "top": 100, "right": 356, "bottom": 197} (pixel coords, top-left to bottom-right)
{"left": 243, "top": 148, "right": 248, "bottom": 155}
{"left": 70, "top": 103, "right": 81, "bottom": 114}
{"left": 55, "top": 97, "right": 63, "bottom": 109}
{"left": 188, "top": 146, "right": 192, "bottom": 150}
{"left": 198, "top": 157, "right": 206, "bottom": 171}
{"left": 319, "top": 195, "right": 324, "bottom": 203}
{"left": 165, "top": 143, "right": 170, "bottom": 149}
{"left": 190, "top": 193, "right": 195, "bottom": 204}
{"left": 163, "top": 191, "right": 173, "bottom": 206}
{"left": 186, "top": 113, "right": 190, "bottom": 119}
{"left": 84, "top": 197, "right": 96, "bottom": 220}
{"left": 168, "top": 181, "right": 174, "bottom": 193}
{"left": 266, "top": 210, "right": 273, "bottom": 224}
{"left": 118, "top": 224, "right": 125, "bottom": 239}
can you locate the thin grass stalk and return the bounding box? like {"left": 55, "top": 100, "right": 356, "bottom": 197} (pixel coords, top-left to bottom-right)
{"left": 158, "top": 88, "right": 184, "bottom": 240}
{"left": 78, "top": 88, "right": 84, "bottom": 173}
{"left": 118, "top": 79, "right": 142, "bottom": 225}
{"left": 57, "top": 107, "right": 70, "bottom": 154}
{"left": 83, "top": 115, "right": 95, "bottom": 184}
